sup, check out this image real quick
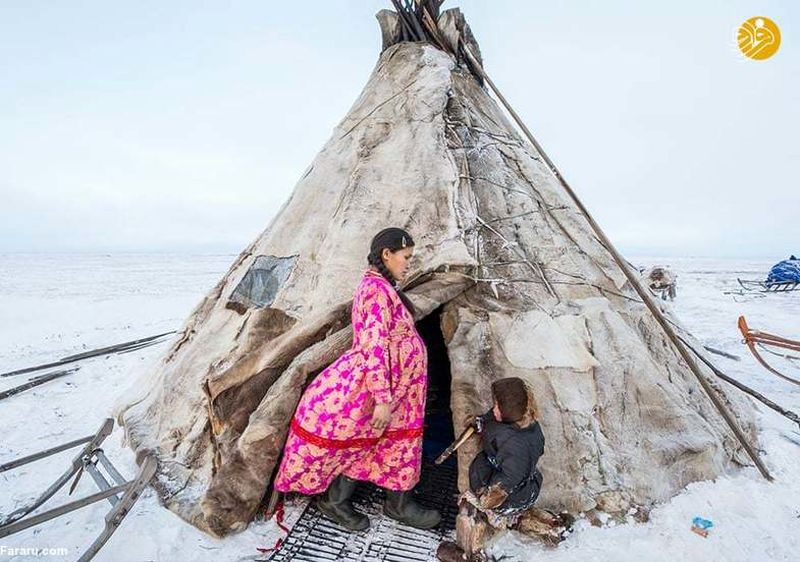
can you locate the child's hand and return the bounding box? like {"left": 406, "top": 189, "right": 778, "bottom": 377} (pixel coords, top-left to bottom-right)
{"left": 474, "top": 415, "right": 484, "bottom": 434}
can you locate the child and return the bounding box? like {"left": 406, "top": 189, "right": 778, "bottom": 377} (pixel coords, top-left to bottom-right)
{"left": 438, "top": 377, "right": 547, "bottom": 562}
{"left": 469, "top": 377, "right": 544, "bottom": 514}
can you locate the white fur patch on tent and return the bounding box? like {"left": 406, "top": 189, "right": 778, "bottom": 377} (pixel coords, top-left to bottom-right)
{"left": 492, "top": 311, "right": 599, "bottom": 372}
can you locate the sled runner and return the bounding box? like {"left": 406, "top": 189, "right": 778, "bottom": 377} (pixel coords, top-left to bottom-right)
{"left": 738, "top": 316, "right": 800, "bottom": 387}
{"left": 736, "top": 278, "right": 799, "bottom": 293}
{"left": 0, "top": 418, "right": 156, "bottom": 562}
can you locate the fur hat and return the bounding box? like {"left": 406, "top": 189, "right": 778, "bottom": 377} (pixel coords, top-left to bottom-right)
{"left": 491, "top": 377, "right": 530, "bottom": 423}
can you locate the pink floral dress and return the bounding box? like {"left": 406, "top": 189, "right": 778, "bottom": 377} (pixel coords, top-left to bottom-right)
{"left": 273, "top": 269, "right": 428, "bottom": 494}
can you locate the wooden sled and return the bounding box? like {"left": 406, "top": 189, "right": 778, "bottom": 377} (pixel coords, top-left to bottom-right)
{"left": 0, "top": 418, "right": 156, "bottom": 562}
{"left": 738, "top": 316, "right": 800, "bottom": 387}
{"left": 737, "top": 278, "right": 800, "bottom": 293}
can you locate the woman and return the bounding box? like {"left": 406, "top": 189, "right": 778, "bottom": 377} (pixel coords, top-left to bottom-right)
{"left": 273, "top": 227, "right": 441, "bottom": 531}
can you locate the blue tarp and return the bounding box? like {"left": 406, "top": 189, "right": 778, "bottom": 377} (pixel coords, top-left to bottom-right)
{"left": 767, "top": 255, "right": 800, "bottom": 284}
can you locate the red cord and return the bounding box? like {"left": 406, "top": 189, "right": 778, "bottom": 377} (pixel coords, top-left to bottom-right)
{"left": 256, "top": 499, "right": 289, "bottom": 554}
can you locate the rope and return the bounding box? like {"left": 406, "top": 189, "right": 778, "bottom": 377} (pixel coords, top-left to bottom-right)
{"left": 256, "top": 499, "right": 290, "bottom": 555}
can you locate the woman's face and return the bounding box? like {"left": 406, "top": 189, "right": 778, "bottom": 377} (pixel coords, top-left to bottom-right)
{"left": 382, "top": 246, "right": 414, "bottom": 282}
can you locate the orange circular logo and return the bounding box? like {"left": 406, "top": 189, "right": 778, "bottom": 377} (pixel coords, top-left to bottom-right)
{"left": 737, "top": 16, "right": 781, "bottom": 60}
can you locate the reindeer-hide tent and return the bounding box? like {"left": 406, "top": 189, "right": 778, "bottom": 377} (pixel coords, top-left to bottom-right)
{"left": 116, "top": 4, "right": 758, "bottom": 538}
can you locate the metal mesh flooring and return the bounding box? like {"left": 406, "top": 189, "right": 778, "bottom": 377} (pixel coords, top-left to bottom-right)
{"left": 267, "top": 460, "right": 458, "bottom": 562}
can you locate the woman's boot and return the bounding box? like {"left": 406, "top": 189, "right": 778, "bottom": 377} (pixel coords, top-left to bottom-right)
{"left": 384, "top": 490, "right": 442, "bottom": 529}
{"left": 316, "top": 475, "right": 370, "bottom": 531}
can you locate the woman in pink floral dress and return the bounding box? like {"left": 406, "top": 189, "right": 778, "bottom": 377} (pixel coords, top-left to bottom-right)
{"left": 273, "top": 228, "right": 441, "bottom": 531}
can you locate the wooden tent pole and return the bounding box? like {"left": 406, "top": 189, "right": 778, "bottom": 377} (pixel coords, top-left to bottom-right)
{"left": 458, "top": 41, "right": 772, "bottom": 481}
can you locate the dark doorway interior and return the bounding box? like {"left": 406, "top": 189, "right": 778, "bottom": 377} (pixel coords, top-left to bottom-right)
{"left": 412, "top": 305, "right": 459, "bottom": 532}
{"left": 416, "top": 305, "right": 456, "bottom": 465}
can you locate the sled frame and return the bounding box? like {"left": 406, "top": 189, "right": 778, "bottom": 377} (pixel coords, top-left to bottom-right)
{"left": 0, "top": 418, "right": 157, "bottom": 562}
{"left": 737, "top": 278, "right": 799, "bottom": 293}
{"left": 738, "top": 315, "right": 800, "bottom": 386}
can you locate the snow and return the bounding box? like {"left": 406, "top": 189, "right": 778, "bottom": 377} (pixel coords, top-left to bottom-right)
{"left": 1, "top": 253, "right": 798, "bottom": 561}
{"left": 0, "top": 253, "right": 293, "bottom": 561}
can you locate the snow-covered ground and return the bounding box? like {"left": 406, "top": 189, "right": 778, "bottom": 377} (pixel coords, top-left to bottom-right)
{"left": 1, "top": 253, "right": 798, "bottom": 561}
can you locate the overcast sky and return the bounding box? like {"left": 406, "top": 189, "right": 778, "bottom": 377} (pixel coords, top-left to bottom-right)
{"left": 1, "top": 1, "right": 796, "bottom": 258}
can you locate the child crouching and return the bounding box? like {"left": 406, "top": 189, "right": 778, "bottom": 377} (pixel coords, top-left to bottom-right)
{"left": 438, "top": 377, "right": 568, "bottom": 562}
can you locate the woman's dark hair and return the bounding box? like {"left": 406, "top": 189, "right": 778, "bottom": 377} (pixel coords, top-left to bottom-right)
{"left": 367, "top": 227, "right": 416, "bottom": 316}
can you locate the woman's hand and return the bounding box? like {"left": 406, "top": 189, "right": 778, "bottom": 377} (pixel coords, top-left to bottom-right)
{"left": 371, "top": 403, "right": 391, "bottom": 431}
